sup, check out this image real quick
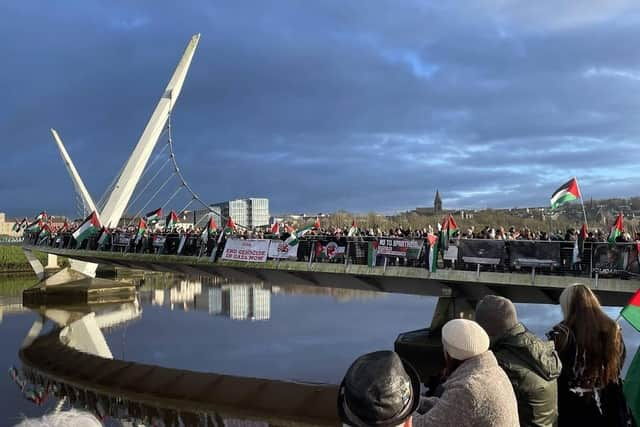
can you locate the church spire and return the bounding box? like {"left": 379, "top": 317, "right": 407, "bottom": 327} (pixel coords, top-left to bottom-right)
{"left": 434, "top": 190, "right": 442, "bottom": 214}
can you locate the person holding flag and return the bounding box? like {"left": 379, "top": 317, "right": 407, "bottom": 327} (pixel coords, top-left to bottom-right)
{"left": 200, "top": 215, "right": 218, "bottom": 256}
{"left": 270, "top": 222, "right": 280, "bottom": 236}
{"left": 348, "top": 219, "right": 358, "bottom": 237}
{"left": 165, "top": 210, "right": 179, "bottom": 231}
{"left": 72, "top": 211, "right": 101, "bottom": 249}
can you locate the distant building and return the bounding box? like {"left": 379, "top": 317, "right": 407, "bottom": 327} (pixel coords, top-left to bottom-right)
{"left": 210, "top": 198, "right": 270, "bottom": 228}
{"left": 415, "top": 190, "right": 443, "bottom": 216}
{"left": 434, "top": 190, "right": 442, "bottom": 214}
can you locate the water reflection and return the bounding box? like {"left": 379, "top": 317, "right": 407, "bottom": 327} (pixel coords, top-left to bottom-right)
{"left": 2, "top": 271, "right": 639, "bottom": 426}
{"left": 147, "top": 278, "right": 272, "bottom": 321}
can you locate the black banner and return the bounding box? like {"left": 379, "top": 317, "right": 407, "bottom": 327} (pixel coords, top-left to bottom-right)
{"left": 457, "top": 239, "right": 505, "bottom": 263}
{"left": 508, "top": 241, "right": 560, "bottom": 267}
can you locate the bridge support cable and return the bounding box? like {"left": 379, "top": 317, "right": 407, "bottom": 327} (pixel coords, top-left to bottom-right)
{"left": 126, "top": 156, "right": 172, "bottom": 213}
{"left": 160, "top": 184, "right": 185, "bottom": 212}
{"left": 129, "top": 173, "right": 176, "bottom": 222}
{"left": 165, "top": 110, "right": 251, "bottom": 230}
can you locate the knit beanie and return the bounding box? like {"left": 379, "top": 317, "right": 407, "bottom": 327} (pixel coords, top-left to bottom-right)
{"left": 442, "top": 319, "right": 489, "bottom": 361}
{"left": 475, "top": 295, "right": 518, "bottom": 338}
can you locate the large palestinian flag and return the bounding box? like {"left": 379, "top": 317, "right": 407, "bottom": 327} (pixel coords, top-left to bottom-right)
{"left": 145, "top": 208, "right": 162, "bottom": 224}
{"left": 285, "top": 220, "right": 317, "bottom": 246}
{"left": 550, "top": 177, "right": 581, "bottom": 209}
{"left": 26, "top": 220, "right": 43, "bottom": 233}
{"left": 72, "top": 211, "right": 101, "bottom": 248}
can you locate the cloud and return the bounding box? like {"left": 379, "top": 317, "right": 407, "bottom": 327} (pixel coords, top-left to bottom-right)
{"left": 2, "top": 0, "right": 640, "bottom": 217}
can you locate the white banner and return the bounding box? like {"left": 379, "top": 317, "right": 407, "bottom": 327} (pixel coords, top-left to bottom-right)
{"left": 221, "top": 239, "right": 269, "bottom": 262}
{"left": 268, "top": 239, "right": 299, "bottom": 259}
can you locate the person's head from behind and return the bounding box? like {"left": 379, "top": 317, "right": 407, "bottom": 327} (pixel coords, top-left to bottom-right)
{"left": 338, "top": 351, "right": 420, "bottom": 427}
{"left": 558, "top": 283, "right": 622, "bottom": 386}
{"left": 14, "top": 409, "right": 102, "bottom": 427}
{"left": 475, "top": 295, "right": 518, "bottom": 340}
{"left": 441, "top": 318, "right": 490, "bottom": 375}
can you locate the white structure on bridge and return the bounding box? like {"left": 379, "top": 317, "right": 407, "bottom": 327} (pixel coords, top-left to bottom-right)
{"left": 41, "top": 34, "right": 201, "bottom": 278}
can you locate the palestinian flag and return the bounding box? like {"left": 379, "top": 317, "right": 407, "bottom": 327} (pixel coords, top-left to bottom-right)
{"left": 145, "top": 208, "right": 162, "bottom": 224}
{"left": 427, "top": 234, "right": 438, "bottom": 272}
{"left": 447, "top": 214, "right": 458, "bottom": 234}
{"left": 224, "top": 217, "right": 236, "bottom": 235}
{"left": 550, "top": 177, "right": 581, "bottom": 209}
{"left": 38, "top": 224, "right": 51, "bottom": 242}
{"left": 438, "top": 216, "right": 450, "bottom": 253}
{"left": 608, "top": 212, "right": 624, "bottom": 244}
{"left": 136, "top": 218, "right": 147, "bottom": 238}
{"left": 20, "top": 218, "right": 28, "bottom": 230}
{"left": 26, "top": 220, "right": 43, "bottom": 233}
{"left": 314, "top": 217, "right": 321, "bottom": 229}
{"left": 165, "top": 210, "right": 179, "bottom": 229}
{"left": 367, "top": 241, "right": 378, "bottom": 267}
{"left": 35, "top": 211, "right": 47, "bottom": 221}
{"left": 348, "top": 219, "right": 358, "bottom": 237}
{"left": 12, "top": 221, "right": 20, "bottom": 232}
{"left": 97, "top": 227, "right": 111, "bottom": 246}
{"left": 271, "top": 222, "right": 280, "bottom": 235}
{"left": 572, "top": 223, "right": 588, "bottom": 264}
{"left": 201, "top": 216, "right": 218, "bottom": 243}
{"left": 624, "top": 347, "right": 640, "bottom": 423}
{"left": 621, "top": 289, "right": 640, "bottom": 332}
{"left": 72, "top": 211, "right": 101, "bottom": 248}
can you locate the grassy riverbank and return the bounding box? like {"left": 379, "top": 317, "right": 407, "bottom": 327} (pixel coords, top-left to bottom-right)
{"left": 0, "top": 246, "right": 47, "bottom": 273}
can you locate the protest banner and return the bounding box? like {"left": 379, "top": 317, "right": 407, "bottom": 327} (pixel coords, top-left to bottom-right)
{"left": 268, "top": 239, "right": 299, "bottom": 259}
{"left": 221, "top": 239, "right": 269, "bottom": 262}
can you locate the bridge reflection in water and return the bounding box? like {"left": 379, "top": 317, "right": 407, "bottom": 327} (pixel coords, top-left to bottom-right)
{"left": 4, "top": 271, "right": 640, "bottom": 425}
{"left": 14, "top": 273, "right": 406, "bottom": 426}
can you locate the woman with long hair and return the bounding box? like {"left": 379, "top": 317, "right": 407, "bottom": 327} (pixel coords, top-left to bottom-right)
{"left": 548, "top": 283, "right": 633, "bottom": 426}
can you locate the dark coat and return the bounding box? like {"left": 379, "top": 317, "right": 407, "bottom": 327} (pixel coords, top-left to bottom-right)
{"left": 548, "top": 322, "right": 632, "bottom": 427}
{"left": 492, "top": 323, "right": 561, "bottom": 427}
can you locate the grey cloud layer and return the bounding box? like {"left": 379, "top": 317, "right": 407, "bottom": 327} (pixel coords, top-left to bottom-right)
{"left": 1, "top": 1, "right": 639, "bottom": 216}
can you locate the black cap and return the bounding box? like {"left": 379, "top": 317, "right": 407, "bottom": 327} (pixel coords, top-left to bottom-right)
{"left": 338, "top": 351, "right": 420, "bottom": 427}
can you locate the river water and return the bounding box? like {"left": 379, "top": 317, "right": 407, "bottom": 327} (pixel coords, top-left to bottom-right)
{"left": 0, "top": 272, "right": 638, "bottom": 425}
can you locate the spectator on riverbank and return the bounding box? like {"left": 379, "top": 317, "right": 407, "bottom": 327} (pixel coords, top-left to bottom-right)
{"left": 475, "top": 295, "right": 561, "bottom": 427}
{"left": 547, "top": 284, "right": 632, "bottom": 426}
{"left": 338, "top": 350, "right": 420, "bottom": 427}
{"left": 414, "top": 318, "right": 519, "bottom": 427}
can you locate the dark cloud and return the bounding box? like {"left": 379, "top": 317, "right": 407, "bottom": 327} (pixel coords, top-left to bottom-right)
{"left": 2, "top": 0, "right": 640, "bottom": 217}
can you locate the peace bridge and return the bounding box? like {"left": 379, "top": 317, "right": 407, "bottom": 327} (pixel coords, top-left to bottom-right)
{"left": 11, "top": 33, "right": 640, "bottom": 425}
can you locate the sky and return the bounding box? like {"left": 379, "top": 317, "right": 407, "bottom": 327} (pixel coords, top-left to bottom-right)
{"left": 2, "top": 0, "right": 640, "bottom": 217}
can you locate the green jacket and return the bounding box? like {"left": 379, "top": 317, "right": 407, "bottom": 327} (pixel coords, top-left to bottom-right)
{"left": 492, "top": 323, "right": 562, "bottom": 427}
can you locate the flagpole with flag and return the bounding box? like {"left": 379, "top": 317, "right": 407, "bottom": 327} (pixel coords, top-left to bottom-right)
{"left": 550, "top": 177, "right": 589, "bottom": 229}
{"left": 621, "top": 288, "right": 640, "bottom": 421}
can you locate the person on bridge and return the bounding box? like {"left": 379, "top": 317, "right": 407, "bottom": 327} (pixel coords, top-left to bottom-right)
{"left": 413, "top": 318, "right": 519, "bottom": 427}
{"left": 475, "top": 295, "right": 561, "bottom": 427}
{"left": 547, "top": 283, "right": 633, "bottom": 426}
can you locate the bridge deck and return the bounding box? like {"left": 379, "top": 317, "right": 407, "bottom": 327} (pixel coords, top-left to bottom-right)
{"left": 30, "top": 246, "right": 639, "bottom": 306}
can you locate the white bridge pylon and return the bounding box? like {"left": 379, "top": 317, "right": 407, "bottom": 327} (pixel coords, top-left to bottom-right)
{"left": 48, "top": 34, "right": 201, "bottom": 278}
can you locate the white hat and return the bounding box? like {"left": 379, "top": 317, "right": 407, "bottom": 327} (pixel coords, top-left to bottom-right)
{"left": 442, "top": 319, "right": 490, "bottom": 361}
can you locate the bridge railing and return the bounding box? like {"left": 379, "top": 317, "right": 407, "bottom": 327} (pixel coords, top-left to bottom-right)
{"left": 24, "top": 230, "right": 640, "bottom": 280}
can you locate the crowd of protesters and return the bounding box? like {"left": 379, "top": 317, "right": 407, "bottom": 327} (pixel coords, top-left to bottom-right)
{"left": 19, "top": 214, "right": 640, "bottom": 275}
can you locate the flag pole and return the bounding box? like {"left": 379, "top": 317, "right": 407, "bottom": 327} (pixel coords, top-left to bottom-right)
{"left": 576, "top": 177, "right": 589, "bottom": 230}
